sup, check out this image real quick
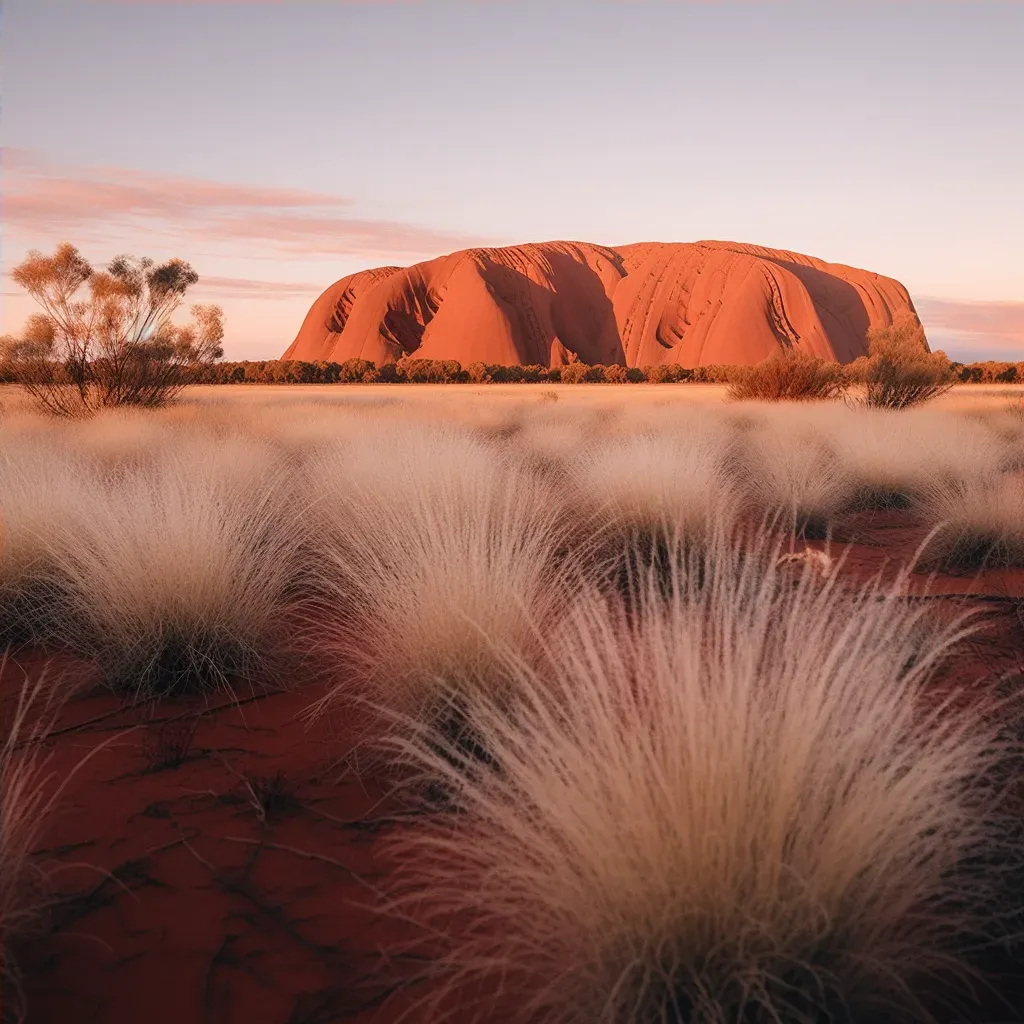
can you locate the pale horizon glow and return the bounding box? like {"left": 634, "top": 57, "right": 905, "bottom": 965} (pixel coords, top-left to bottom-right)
{"left": 2, "top": 0, "right": 1022, "bottom": 361}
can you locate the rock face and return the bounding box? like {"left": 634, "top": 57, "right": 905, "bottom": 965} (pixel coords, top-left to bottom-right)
{"left": 283, "top": 240, "right": 923, "bottom": 368}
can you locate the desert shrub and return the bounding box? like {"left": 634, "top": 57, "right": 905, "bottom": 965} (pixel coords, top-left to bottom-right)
{"left": 336, "top": 357, "right": 375, "bottom": 383}
{"left": 314, "top": 360, "right": 340, "bottom": 384}
{"left": 625, "top": 366, "right": 646, "bottom": 383}
{"left": 52, "top": 436, "right": 302, "bottom": 698}
{"left": 394, "top": 358, "right": 465, "bottom": 384}
{"left": 852, "top": 315, "right": 956, "bottom": 409}
{"left": 289, "top": 360, "right": 320, "bottom": 383}
{"left": 465, "top": 361, "right": 492, "bottom": 383}
{"left": 305, "top": 423, "right": 582, "bottom": 730}
{"left": 443, "top": 359, "right": 466, "bottom": 383}
{"left": 559, "top": 361, "right": 591, "bottom": 384}
{"left": 1, "top": 336, "right": 42, "bottom": 387}
{"left": 520, "top": 364, "right": 547, "bottom": 383}
{"left": 8, "top": 244, "right": 224, "bottom": 416}
{"left": 691, "top": 364, "right": 729, "bottom": 383}
{"left": 241, "top": 361, "right": 267, "bottom": 383}
{"left": 727, "top": 349, "right": 849, "bottom": 402}
{"left": 602, "top": 364, "right": 628, "bottom": 384}
{"left": 374, "top": 362, "right": 404, "bottom": 383}
{"left": 383, "top": 528, "right": 1014, "bottom": 1024}
{"left": 645, "top": 364, "right": 694, "bottom": 383}
{"left": 643, "top": 364, "right": 673, "bottom": 384}
{"left": 396, "top": 357, "right": 441, "bottom": 383}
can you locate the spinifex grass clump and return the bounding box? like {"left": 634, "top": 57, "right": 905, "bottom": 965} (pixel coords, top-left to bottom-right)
{"left": 54, "top": 436, "right": 301, "bottom": 699}
{"left": 306, "top": 422, "right": 582, "bottom": 734}
{"left": 918, "top": 472, "right": 1024, "bottom": 570}
{"left": 735, "top": 414, "right": 854, "bottom": 538}
{"left": 569, "top": 422, "right": 741, "bottom": 588}
{"left": 512, "top": 405, "right": 599, "bottom": 480}
{"left": 383, "top": 528, "right": 1016, "bottom": 1024}
{"left": 55, "top": 407, "right": 184, "bottom": 470}
{"left": 0, "top": 437, "right": 105, "bottom": 649}
{"left": 814, "top": 406, "right": 1011, "bottom": 515}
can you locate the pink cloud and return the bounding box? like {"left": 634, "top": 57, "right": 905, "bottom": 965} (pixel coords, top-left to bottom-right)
{"left": 190, "top": 275, "right": 324, "bottom": 300}
{"left": 917, "top": 296, "right": 1024, "bottom": 355}
{"left": 2, "top": 148, "right": 489, "bottom": 260}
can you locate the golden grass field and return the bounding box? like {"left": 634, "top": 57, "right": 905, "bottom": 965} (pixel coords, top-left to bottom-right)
{"left": 3, "top": 383, "right": 1024, "bottom": 1024}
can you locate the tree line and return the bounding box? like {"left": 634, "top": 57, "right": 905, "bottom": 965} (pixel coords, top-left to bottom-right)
{"left": 2, "top": 351, "right": 1018, "bottom": 390}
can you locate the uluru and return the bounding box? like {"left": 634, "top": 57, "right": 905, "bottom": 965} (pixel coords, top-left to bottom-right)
{"left": 283, "top": 240, "right": 925, "bottom": 368}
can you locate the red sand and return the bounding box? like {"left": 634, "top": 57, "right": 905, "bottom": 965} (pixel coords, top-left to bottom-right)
{"left": 283, "top": 241, "right": 920, "bottom": 369}
{"left": 8, "top": 512, "right": 1024, "bottom": 1024}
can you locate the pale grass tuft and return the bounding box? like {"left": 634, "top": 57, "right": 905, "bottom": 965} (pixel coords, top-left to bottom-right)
{"left": 918, "top": 471, "right": 1024, "bottom": 569}
{"left": 383, "top": 530, "right": 1013, "bottom": 1024}
{"left": 55, "top": 407, "right": 186, "bottom": 469}
{"left": 306, "top": 422, "right": 581, "bottom": 728}
{"left": 568, "top": 419, "right": 741, "bottom": 556}
{"left": 0, "top": 438, "right": 107, "bottom": 646}
{"left": 733, "top": 414, "right": 855, "bottom": 536}
{"left": 816, "top": 407, "right": 1012, "bottom": 510}
{"left": 51, "top": 435, "right": 302, "bottom": 697}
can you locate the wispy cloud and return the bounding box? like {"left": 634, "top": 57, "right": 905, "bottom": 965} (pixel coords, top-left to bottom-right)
{"left": 190, "top": 275, "right": 324, "bottom": 300}
{"left": 2, "top": 148, "right": 488, "bottom": 260}
{"left": 918, "top": 296, "right": 1024, "bottom": 356}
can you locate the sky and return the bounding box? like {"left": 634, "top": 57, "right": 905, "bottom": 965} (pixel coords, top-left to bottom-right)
{"left": 2, "top": 0, "right": 1022, "bottom": 362}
